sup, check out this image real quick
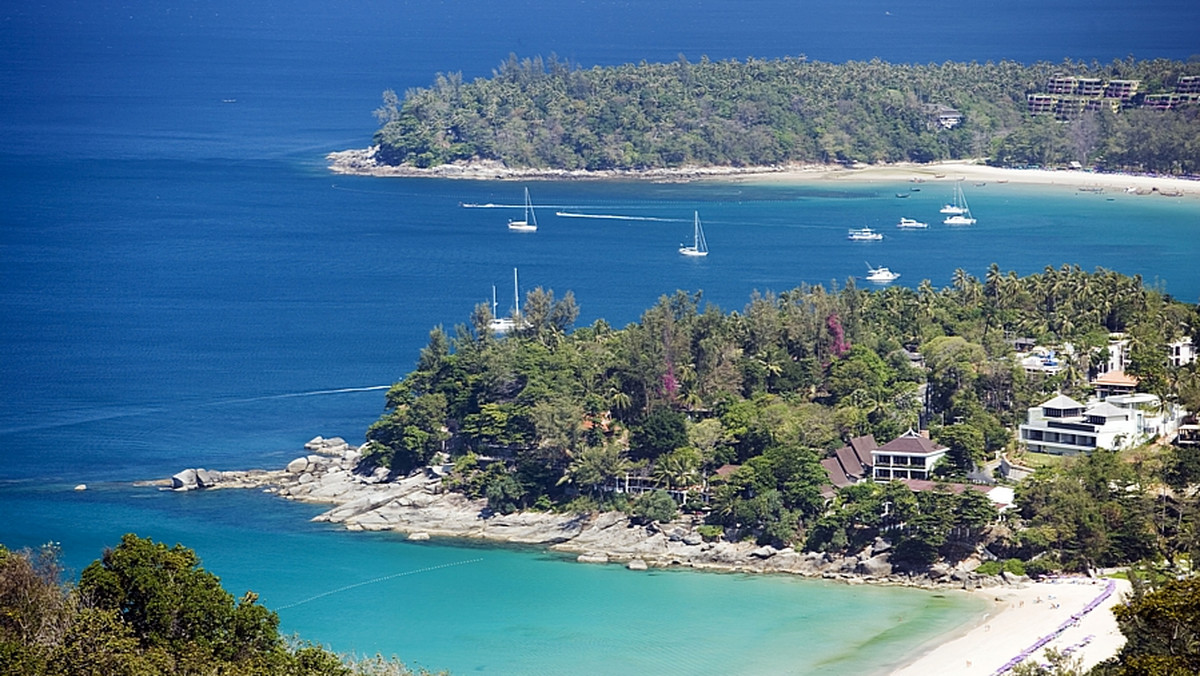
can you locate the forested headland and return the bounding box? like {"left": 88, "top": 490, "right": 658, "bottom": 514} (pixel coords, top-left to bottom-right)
{"left": 362, "top": 266, "right": 1200, "bottom": 577}
{"left": 369, "top": 55, "right": 1200, "bottom": 174}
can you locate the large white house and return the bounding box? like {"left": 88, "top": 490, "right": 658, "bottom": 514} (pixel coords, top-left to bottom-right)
{"left": 1019, "top": 392, "right": 1182, "bottom": 455}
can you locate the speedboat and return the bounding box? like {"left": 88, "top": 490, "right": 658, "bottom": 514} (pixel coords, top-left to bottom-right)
{"left": 865, "top": 263, "right": 900, "bottom": 283}
{"left": 897, "top": 217, "right": 928, "bottom": 229}
{"left": 848, "top": 227, "right": 883, "bottom": 241}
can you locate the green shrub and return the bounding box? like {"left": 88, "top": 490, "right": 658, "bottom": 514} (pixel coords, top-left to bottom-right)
{"left": 975, "top": 560, "right": 1002, "bottom": 576}
{"left": 1003, "top": 558, "right": 1026, "bottom": 576}
{"left": 631, "top": 490, "right": 678, "bottom": 523}
{"left": 696, "top": 525, "right": 724, "bottom": 542}
{"left": 1023, "top": 557, "right": 1061, "bottom": 578}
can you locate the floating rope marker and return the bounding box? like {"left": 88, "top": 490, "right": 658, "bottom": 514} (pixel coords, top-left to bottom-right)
{"left": 276, "top": 558, "right": 484, "bottom": 610}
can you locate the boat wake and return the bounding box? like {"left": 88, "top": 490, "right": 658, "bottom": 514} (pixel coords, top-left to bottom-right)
{"left": 554, "top": 211, "right": 683, "bottom": 222}
{"left": 0, "top": 387, "right": 391, "bottom": 435}
{"left": 199, "top": 386, "right": 391, "bottom": 407}
{"left": 275, "top": 558, "right": 485, "bottom": 609}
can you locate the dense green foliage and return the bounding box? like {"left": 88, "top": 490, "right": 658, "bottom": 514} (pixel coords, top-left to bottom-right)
{"left": 0, "top": 536, "right": 440, "bottom": 676}
{"left": 363, "top": 265, "right": 1199, "bottom": 567}
{"left": 1093, "top": 577, "right": 1200, "bottom": 676}
{"left": 372, "top": 55, "right": 1200, "bottom": 173}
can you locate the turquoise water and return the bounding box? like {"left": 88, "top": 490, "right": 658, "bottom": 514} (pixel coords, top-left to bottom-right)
{"left": 0, "top": 483, "right": 981, "bottom": 675}
{"left": 3, "top": 1, "right": 1199, "bottom": 673}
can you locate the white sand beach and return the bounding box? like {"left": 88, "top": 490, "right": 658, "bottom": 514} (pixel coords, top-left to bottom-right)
{"left": 740, "top": 160, "right": 1198, "bottom": 197}
{"left": 328, "top": 149, "right": 1198, "bottom": 199}
{"left": 893, "top": 577, "right": 1130, "bottom": 675}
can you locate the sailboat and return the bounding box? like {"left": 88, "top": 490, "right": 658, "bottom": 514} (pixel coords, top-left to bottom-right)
{"left": 507, "top": 188, "right": 538, "bottom": 232}
{"left": 939, "top": 184, "right": 966, "bottom": 215}
{"left": 679, "top": 211, "right": 709, "bottom": 256}
{"left": 488, "top": 268, "right": 522, "bottom": 334}
{"left": 942, "top": 183, "right": 976, "bottom": 225}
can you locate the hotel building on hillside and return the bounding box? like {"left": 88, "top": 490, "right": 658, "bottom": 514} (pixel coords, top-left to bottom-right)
{"left": 1019, "top": 392, "right": 1184, "bottom": 455}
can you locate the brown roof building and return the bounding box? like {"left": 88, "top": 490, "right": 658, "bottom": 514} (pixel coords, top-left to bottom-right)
{"left": 872, "top": 429, "right": 949, "bottom": 481}
{"left": 820, "top": 434, "right": 876, "bottom": 488}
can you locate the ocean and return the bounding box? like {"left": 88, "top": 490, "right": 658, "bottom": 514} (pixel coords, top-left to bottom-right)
{"left": 2, "top": 1, "right": 1199, "bottom": 673}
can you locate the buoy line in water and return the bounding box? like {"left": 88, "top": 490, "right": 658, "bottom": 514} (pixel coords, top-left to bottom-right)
{"left": 276, "top": 558, "right": 485, "bottom": 610}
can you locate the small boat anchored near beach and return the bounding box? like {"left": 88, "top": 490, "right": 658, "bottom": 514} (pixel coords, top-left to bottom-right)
{"left": 679, "top": 211, "right": 709, "bottom": 256}
{"left": 507, "top": 187, "right": 538, "bottom": 232}
{"left": 848, "top": 227, "right": 883, "bottom": 241}
{"left": 865, "top": 262, "right": 900, "bottom": 283}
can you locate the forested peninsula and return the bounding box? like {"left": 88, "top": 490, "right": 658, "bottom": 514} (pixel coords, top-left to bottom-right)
{"left": 365, "top": 55, "right": 1200, "bottom": 174}
{"left": 357, "top": 266, "right": 1200, "bottom": 584}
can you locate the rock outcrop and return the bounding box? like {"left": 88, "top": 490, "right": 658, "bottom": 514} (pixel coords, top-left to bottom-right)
{"left": 163, "top": 437, "right": 1021, "bottom": 590}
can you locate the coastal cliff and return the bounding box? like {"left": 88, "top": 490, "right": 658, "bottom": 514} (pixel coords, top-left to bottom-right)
{"left": 163, "top": 437, "right": 1027, "bottom": 590}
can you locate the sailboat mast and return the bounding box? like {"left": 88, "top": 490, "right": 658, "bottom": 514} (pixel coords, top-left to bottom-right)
{"left": 513, "top": 267, "right": 520, "bottom": 316}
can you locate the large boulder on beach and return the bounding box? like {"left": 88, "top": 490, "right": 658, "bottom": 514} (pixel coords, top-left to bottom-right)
{"left": 286, "top": 457, "right": 309, "bottom": 473}
{"left": 195, "top": 469, "right": 218, "bottom": 487}
{"left": 750, "top": 545, "right": 777, "bottom": 559}
{"left": 626, "top": 559, "right": 648, "bottom": 571}
{"left": 857, "top": 554, "right": 893, "bottom": 577}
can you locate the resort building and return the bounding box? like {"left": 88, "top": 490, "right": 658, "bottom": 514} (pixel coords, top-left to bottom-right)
{"left": 1027, "top": 94, "right": 1058, "bottom": 116}
{"left": 1092, "top": 370, "right": 1139, "bottom": 399}
{"left": 1018, "top": 391, "right": 1184, "bottom": 455}
{"left": 871, "top": 429, "right": 948, "bottom": 481}
{"left": 1176, "top": 418, "right": 1200, "bottom": 448}
{"left": 1019, "top": 394, "right": 1126, "bottom": 455}
{"left": 1176, "top": 75, "right": 1200, "bottom": 94}
{"left": 1168, "top": 337, "right": 1197, "bottom": 368}
{"left": 924, "top": 104, "right": 963, "bottom": 129}
{"left": 1104, "top": 80, "right": 1140, "bottom": 101}
{"left": 820, "top": 434, "right": 876, "bottom": 488}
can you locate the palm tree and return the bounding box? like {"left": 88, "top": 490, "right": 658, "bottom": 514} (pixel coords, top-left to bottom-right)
{"left": 559, "top": 442, "right": 632, "bottom": 496}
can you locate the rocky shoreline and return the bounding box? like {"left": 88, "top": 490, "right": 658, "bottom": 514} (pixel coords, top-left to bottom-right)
{"left": 160, "top": 437, "right": 1029, "bottom": 591}
{"left": 326, "top": 147, "right": 819, "bottom": 182}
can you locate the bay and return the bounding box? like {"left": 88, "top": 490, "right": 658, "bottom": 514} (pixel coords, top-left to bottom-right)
{"left": 3, "top": 1, "right": 1200, "bottom": 673}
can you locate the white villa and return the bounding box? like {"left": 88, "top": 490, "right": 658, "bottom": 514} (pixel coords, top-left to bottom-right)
{"left": 1093, "top": 333, "right": 1196, "bottom": 375}
{"left": 871, "top": 429, "right": 949, "bottom": 481}
{"left": 1019, "top": 392, "right": 1184, "bottom": 455}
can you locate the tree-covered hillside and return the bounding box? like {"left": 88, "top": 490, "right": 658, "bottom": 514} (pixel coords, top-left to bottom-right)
{"left": 363, "top": 266, "right": 1200, "bottom": 572}
{"left": 371, "top": 55, "right": 1200, "bottom": 173}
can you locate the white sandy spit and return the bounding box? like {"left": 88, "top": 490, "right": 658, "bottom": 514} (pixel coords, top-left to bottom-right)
{"left": 328, "top": 149, "right": 1197, "bottom": 198}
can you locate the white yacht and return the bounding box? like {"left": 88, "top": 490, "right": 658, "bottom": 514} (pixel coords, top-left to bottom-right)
{"left": 897, "top": 217, "right": 928, "bottom": 229}
{"left": 865, "top": 263, "right": 900, "bottom": 283}
{"left": 848, "top": 227, "right": 883, "bottom": 241}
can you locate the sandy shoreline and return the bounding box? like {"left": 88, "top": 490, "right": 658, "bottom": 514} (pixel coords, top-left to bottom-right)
{"left": 328, "top": 148, "right": 1197, "bottom": 198}
{"left": 892, "top": 577, "right": 1129, "bottom": 675}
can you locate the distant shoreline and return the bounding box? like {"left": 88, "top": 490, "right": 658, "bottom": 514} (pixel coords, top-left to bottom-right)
{"left": 327, "top": 147, "right": 1198, "bottom": 198}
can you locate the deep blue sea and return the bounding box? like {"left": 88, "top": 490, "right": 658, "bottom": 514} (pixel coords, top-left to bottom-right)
{"left": 2, "top": 1, "right": 1199, "bottom": 673}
